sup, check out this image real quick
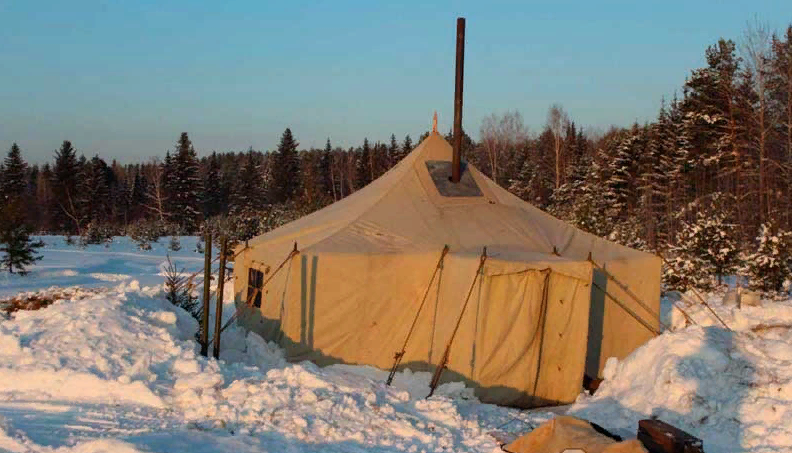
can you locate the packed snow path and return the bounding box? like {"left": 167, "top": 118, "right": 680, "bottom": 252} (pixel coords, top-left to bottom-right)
{"left": 1, "top": 237, "right": 791, "bottom": 452}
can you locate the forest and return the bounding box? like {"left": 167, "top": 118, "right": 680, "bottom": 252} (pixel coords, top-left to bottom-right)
{"left": 3, "top": 24, "right": 792, "bottom": 293}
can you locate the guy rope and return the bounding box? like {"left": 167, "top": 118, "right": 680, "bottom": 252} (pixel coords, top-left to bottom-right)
{"left": 428, "top": 246, "right": 487, "bottom": 398}
{"left": 657, "top": 253, "right": 732, "bottom": 331}
{"left": 584, "top": 252, "right": 669, "bottom": 335}
{"left": 214, "top": 242, "right": 300, "bottom": 337}
{"left": 386, "top": 245, "right": 450, "bottom": 386}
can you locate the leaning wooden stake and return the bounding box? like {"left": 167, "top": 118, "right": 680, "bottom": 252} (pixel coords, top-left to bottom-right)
{"left": 658, "top": 254, "right": 732, "bottom": 331}
{"left": 591, "top": 281, "right": 663, "bottom": 336}
{"left": 215, "top": 243, "right": 299, "bottom": 335}
{"left": 588, "top": 254, "right": 662, "bottom": 324}
{"left": 428, "top": 247, "right": 487, "bottom": 398}
{"left": 387, "top": 245, "right": 450, "bottom": 386}
{"left": 213, "top": 235, "right": 228, "bottom": 359}
{"left": 200, "top": 231, "right": 212, "bottom": 357}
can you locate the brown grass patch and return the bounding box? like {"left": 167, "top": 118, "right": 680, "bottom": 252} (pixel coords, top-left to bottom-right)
{"left": 751, "top": 323, "right": 792, "bottom": 333}
{"left": 1, "top": 289, "right": 100, "bottom": 316}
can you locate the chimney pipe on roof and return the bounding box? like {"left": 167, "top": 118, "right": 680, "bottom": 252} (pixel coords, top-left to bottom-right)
{"left": 451, "top": 17, "right": 465, "bottom": 184}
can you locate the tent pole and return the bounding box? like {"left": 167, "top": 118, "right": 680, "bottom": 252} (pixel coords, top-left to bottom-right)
{"left": 213, "top": 235, "right": 228, "bottom": 359}
{"left": 428, "top": 246, "right": 487, "bottom": 398}
{"left": 200, "top": 231, "right": 212, "bottom": 357}
{"left": 451, "top": 17, "right": 465, "bottom": 183}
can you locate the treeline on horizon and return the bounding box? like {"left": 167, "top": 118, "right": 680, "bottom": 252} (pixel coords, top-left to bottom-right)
{"left": 3, "top": 23, "right": 792, "bottom": 292}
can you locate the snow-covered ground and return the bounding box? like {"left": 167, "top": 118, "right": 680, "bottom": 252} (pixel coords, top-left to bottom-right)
{"left": 1, "top": 236, "right": 791, "bottom": 452}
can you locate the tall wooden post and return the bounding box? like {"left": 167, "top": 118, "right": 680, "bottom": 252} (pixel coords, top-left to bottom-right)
{"left": 213, "top": 236, "right": 228, "bottom": 359}
{"left": 451, "top": 17, "right": 466, "bottom": 183}
{"left": 200, "top": 231, "right": 212, "bottom": 357}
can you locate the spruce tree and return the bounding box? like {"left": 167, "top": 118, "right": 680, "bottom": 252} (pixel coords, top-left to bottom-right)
{"left": 319, "top": 139, "right": 333, "bottom": 199}
{"left": 355, "top": 138, "right": 372, "bottom": 189}
{"left": 2, "top": 143, "right": 28, "bottom": 201}
{"left": 202, "top": 152, "right": 223, "bottom": 218}
{"left": 50, "top": 140, "right": 80, "bottom": 234}
{"left": 605, "top": 125, "right": 643, "bottom": 219}
{"left": 743, "top": 223, "right": 792, "bottom": 295}
{"left": 666, "top": 195, "right": 742, "bottom": 290}
{"left": 167, "top": 133, "right": 203, "bottom": 233}
{"left": 0, "top": 199, "right": 43, "bottom": 274}
{"left": 272, "top": 128, "right": 300, "bottom": 202}
{"left": 231, "top": 149, "right": 263, "bottom": 214}
{"left": 78, "top": 155, "right": 111, "bottom": 225}
{"left": 388, "top": 134, "right": 400, "bottom": 167}
{"left": 400, "top": 135, "right": 414, "bottom": 162}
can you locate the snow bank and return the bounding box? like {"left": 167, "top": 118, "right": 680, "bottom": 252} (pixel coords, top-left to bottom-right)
{"left": 571, "top": 291, "right": 792, "bottom": 453}
{"left": 0, "top": 280, "right": 510, "bottom": 452}
{"left": 4, "top": 238, "right": 792, "bottom": 452}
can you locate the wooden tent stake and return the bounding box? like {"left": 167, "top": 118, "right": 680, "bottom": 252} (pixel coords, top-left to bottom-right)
{"left": 200, "top": 231, "right": 212, "bottom": 357}
{"left": 657, "top": 254, "right": 732, "bottom": 331}
{"left": 591, "top": 280, "right": 663, "bottom": 336}
{"left": 212, "top": 236, "right": 228, "bottom": 359}
{"left": 588, "top": 256, "right": 662, "bottom": 323}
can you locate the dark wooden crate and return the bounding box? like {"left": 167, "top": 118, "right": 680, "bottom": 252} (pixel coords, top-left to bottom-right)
{"left": 637, "top": 419, "right": 704, "bottom": 453}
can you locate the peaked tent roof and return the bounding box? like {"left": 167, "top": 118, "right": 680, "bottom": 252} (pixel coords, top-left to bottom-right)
{"left": 246, "top": 131, "right": 651, "bottom": 266}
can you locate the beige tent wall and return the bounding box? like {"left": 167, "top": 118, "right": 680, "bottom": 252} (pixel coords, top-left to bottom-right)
{"left": 231, "top": 132, "right": 663, "bottom": 406}
{"left": 489, "top": 187, "right": 662, "bottom": 376}
{"left": 236, "top": 246, "right": 593, "bottom": 408}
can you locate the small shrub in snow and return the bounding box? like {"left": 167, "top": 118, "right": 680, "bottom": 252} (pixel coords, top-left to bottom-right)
{"left": 79, "top": 222, "right": 116, "bottom": 247}
{"left": 742, "top": 223, "right": 792, "bottom": 297}
{"left": 665, "top": 206, "right": 741, "bottom": 291}
{"left": 163, "top": 255, "right": 201, "bottom": 322}
{"left": 0, "top": 199, "right": 44, "bottom": 275}
{"left": 128, "top": 219, "right": 174, "bottom": 250}
{"left": 168, "top": 236, "right": 182, "bottom": 252}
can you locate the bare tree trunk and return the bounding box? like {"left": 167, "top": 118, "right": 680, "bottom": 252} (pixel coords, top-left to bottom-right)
{"left": 144, "top": 157, "right": 168, "bottom": 223}
{"left": 547, "top": 104, "right": 569, "bottom": 189}
{"left": 743, "top": 19, "right": 774, "bottom": 226}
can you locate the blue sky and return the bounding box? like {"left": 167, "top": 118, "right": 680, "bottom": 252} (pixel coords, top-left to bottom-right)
{"left": 1, "top": 0, "right": 790, "bottom": 163}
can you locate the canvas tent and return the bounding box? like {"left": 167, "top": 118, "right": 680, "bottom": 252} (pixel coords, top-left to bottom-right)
{"left": 232, "top": 130, "right": 661, "bottom": 408}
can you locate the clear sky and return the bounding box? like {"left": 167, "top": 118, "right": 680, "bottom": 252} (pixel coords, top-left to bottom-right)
{"left": 1, "top": 0, "right": 790, "bottom": 164}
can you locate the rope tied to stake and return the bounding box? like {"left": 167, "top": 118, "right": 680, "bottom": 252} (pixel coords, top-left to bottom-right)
{"left": 214, "top": 243, "right": 300, "bottom": 337}
{"left": 386, "top": 245, "right": 450, "bottom": 386}
{"left": 657, "top": 253, "right": 732, "bottom": 332}
{"left": 428, "top": 246, "right": 487, "bottom": 398}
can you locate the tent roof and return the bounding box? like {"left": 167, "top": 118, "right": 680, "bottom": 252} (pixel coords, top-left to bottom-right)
{"left": 245, "top": 132, "right": 652, "bottom": 264}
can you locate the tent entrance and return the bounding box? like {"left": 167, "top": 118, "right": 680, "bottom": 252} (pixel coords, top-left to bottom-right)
{"left": 473, "top": 267, "right": 591, "bottom": 408}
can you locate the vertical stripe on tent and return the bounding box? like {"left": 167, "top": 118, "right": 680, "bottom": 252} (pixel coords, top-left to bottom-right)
{"left": 276, "top": 261, "right": 293, "bottom": 346}
{"left": 300, "top": 255, "right": 308, "bottom": 345}
{"left": 428, "top": 264, "right": 444, "bottom": 366}
{"left": 308, "top": 256, "right": 318, "bottom": 348}
{"left": 585, "top": 268, "right": 607, "bottom": 378}
{"left": 470, "top": 272, "right": 485, "bottom": 378}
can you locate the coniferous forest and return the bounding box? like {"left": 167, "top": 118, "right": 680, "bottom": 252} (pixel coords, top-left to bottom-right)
{"left": 3, "top": 25, "right": 792, "bottom": 292}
